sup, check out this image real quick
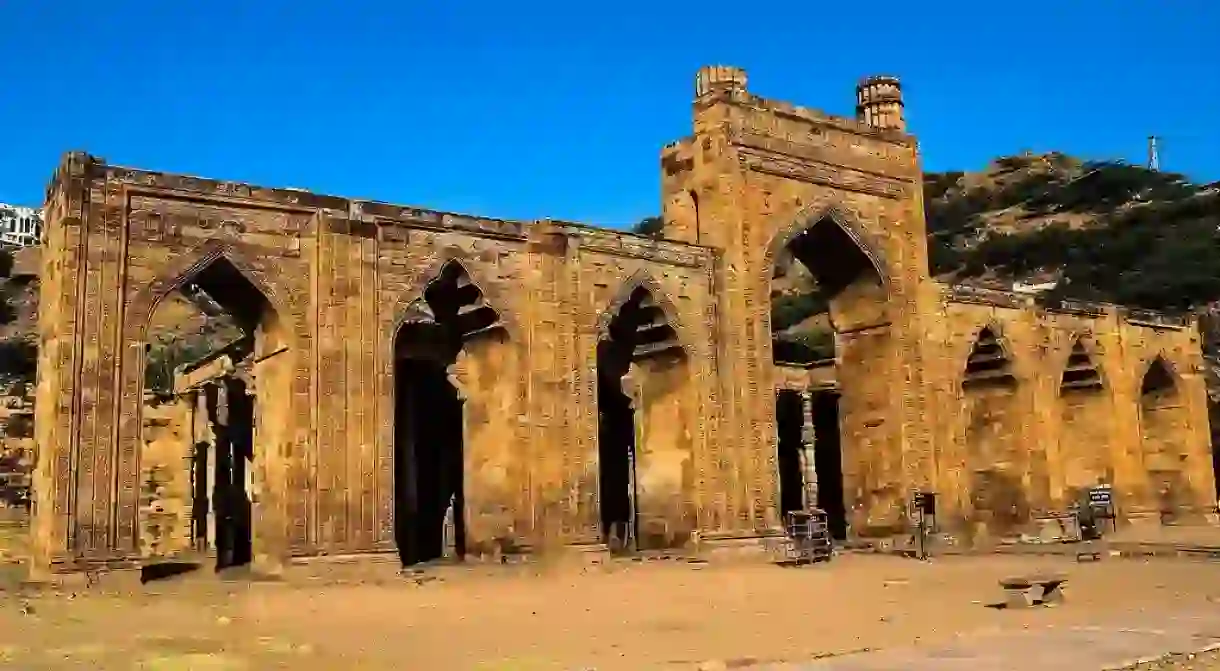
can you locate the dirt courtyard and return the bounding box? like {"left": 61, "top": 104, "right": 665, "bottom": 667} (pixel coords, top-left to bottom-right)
{"left": 3, "top": 553, "right": 1220, "bottom": 670}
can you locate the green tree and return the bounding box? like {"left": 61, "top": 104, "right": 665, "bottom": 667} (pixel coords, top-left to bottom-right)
{"left": 631, "top": 216, "right": 664, "bottom": 238}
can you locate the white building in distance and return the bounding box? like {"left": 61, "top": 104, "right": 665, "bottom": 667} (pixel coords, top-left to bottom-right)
{"left": 0, "top": 203, "right": 42, "bottom": 247}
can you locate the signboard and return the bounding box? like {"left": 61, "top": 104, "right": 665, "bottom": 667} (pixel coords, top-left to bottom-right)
{"left": 1087, "top": 485, "right": 1115, "bottom": 518}
{"left": 913, "top": 491, "right": 936, "bottom": 517}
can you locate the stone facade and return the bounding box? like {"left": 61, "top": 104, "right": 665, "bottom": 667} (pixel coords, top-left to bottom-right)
{"left": 29, "top": 66, "right": 1216, "bottom": 575}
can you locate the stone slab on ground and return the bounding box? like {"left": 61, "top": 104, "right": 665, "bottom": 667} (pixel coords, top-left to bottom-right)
{"left": 760, "top": 612, "right": 1220, "bottom": 671}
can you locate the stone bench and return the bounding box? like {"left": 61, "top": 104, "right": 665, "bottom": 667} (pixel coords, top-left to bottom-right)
{"left": 999, "top": 573, "right": 1067, "bottom": 609}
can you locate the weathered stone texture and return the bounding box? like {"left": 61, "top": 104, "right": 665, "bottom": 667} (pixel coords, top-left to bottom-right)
{"left": 29, "top": 66, "right": 1216, "bottom": 573}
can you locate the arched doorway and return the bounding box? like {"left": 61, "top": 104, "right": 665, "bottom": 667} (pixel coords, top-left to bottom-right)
{"left": 1139, "top": 356, "right": 1190, "bottom": 522}
{"left": 139, "top": 254, "right": 290, "bottom": 574}
{"left": 597, "top": 281, "right": 685, "bottom": 552}
{"left": 768, "top": 209, "right": 887, "bottom": 538}
{"left": 392, "top": 260, "right": 505, "bottom": 566}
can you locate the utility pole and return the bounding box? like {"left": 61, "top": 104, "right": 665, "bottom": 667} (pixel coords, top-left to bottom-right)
{"left": 1147, "top": 135, "right": 1161, "bottom": 171}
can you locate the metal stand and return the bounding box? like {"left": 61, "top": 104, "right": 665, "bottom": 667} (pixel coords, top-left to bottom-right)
{"left": 779, "top": 510, "right": 833, "bottom": 565}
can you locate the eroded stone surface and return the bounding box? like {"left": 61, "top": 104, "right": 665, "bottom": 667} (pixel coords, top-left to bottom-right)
{"left": 27, "top": 66, "right": 1216, "bottom": 575}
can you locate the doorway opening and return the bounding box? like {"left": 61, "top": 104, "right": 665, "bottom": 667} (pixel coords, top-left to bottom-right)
{"left": 597, "top": 283, "right": 684, "bottom": 552}
{"left": 810, "top": 391, "right": 846, "bottom": 540}
{"left": 598, "top": 339, "right": 637, "bottom": 552}
{"left": 140, "top": 254, "right": 283, "bottom": 577}
{"left": 394, "top": 351, "right": 465, "bottom": 565}
{"left": 392, "top": 260, "right": 504, "bottom": 567}
{"left": 209, "top": 376, "right": 254, "bottom": 570}
{"left": 774, "top": 390, "right": 805, "bottom": 517}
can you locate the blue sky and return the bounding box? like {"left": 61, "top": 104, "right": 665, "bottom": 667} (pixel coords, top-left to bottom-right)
{"left": 1, "top": 1, "right": 1217, "bottom": 227}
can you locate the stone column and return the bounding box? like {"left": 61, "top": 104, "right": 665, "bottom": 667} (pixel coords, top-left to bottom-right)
{"left": 800, "top": 391, "right": 818, "bottom": 510}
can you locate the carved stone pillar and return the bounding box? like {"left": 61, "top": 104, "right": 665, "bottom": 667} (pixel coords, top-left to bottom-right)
{"left": 800, "top": 391, "right": 818, "bottom": 510}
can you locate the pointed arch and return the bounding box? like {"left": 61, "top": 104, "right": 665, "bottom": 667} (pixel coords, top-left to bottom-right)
{"left": 389, "top": 255, "right": 516, "bottom": 341}
{"left": 128, "top": 241, "right": 295, "bottom": 341}
{"left": 961, "top": 322, "right": 1017, "bottom": 389}
{"left": 1140, "top": 354, "right": 1179, "bottom": 397}
{"left": 596, "top": 269, "right": 688, "bottom": 359}
{"left": 1059, "top": 335, "right": 1105, "bottom": 393}
{"left": 763, "top": 202, "right": 890, "bottom": 297}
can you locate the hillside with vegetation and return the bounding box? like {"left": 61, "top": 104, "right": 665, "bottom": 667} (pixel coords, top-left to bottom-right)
{"left": 924, "top": 153, "right": 1220, "bottom": 310}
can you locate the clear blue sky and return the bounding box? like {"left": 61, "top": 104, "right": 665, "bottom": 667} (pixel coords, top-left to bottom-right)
{"left": 1, "top": 1, "right": 1217, "bottom": 227}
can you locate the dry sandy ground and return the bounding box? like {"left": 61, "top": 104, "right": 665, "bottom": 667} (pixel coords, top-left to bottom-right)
{"left": 2, "top": 554, "right": 1220, "bottom": 670}
{"left": 1129, "top": 649, "right": 1220, "bottom": 670}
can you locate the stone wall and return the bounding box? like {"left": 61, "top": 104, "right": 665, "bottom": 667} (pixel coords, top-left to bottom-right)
{"left": 29, "top": 66, "right": 1217, "bottom": 574}
{"left": 928, "top": 290, "right": 1213, "bottom": 535}
{"left": 31, "top": 152, "right": 722, "bottom": 573}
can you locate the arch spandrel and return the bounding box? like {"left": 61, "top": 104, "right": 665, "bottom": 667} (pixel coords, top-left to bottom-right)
{"left": 387, "top": 254, "right": 520, "bottom": 340}
{"left": 596, "top": 268, "right": 691, "bottom": 356}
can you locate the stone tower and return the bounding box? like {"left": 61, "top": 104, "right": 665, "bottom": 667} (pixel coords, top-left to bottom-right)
{"left": 660, "top": 66, "right": 935, "bottom": 537}
{"left": 855, "top": 75, "right": 906, "bottom": 132}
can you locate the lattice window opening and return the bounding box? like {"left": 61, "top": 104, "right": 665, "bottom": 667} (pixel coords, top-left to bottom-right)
{"left": 962, "top": 327, "right": 1017, "bottom": 388}
{"left": 1060, "top": 340, "right": 1104, "bottom": 392}
{"left": 419, "top": 261, "right": 506, "bottom": 343}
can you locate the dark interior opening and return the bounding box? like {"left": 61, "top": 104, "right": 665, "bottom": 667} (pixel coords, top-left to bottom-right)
{"left": 775, "top": 390, "right": 805, "bottom": 517}
{"left": 1213, "top": 438, "right": 1220, "bottom": 501}
{"left": 811, "top": 391, "right": 847, "bottom": 540}
{"left": 391, "top": 260, "right": 504, "bottom": 567}
{"left": 210, "top": 377, "right": 254, "bottom": 571}
{"left": 394, "top": 351, "right": 465, "bottom": 566}
{"left": 185, "top": 256, "right": 274, "bottom": 333}
{"left": 597, "top": 338, "right": 638, "bottom": 553}
{"left": 1142, "top": 358, "right": 1177, "bottom": 397}
{"left": 595, "top": 285, "right": 684, "bottom": 553}
{"left": 787, "top": 218, "right": 882, "bottom": 297}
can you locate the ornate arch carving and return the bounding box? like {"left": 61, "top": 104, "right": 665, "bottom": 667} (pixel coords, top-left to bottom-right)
{"left": 761, "top": 202, "right": 891, "bottom": 295}
{"left": 388, "top": 254, "right": 519, "bottom": 340}
{"left": 596, "top": 268, "right": 691, "bottom": 355}
{"left": 127, "top": 240, "right": 298, "bottom": 341}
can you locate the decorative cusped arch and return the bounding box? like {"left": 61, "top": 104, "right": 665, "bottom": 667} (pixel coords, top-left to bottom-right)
{"left": 596, "top": 268, "right": 692, "bottom": 355}
{"left": 761, "top": 201, "right": 891, "bottom": 295}
{"left": 387, "top": 254, "right": 520, "bottom": 340}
